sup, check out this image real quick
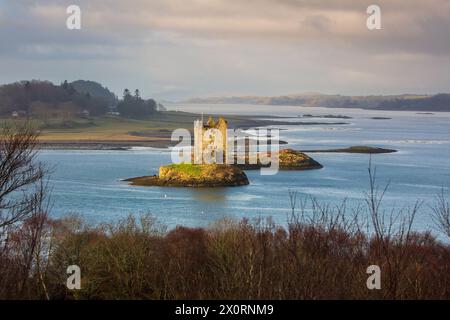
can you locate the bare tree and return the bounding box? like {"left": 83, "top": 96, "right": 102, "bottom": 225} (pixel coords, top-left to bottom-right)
{"left": 431, "top": 189, "right": 450, "bottom": 238}
{"left": 0, "top": 121, "right": 46, "bottom": 230}
{"left": 0, "top": 121, "right": 50, "bottom": 298}
{"left": 288, "top": 189, "right": 298, "bottom": 221}
{"left": 364, "top": 159, "right": 422, "bottom": 299}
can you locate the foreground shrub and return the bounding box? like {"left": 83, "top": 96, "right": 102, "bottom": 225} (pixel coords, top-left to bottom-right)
{"left": 1, "top": 209, "right": 447, "bottom": 300}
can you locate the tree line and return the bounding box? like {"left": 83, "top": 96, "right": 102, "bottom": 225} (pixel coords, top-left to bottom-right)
{"left": 0, "top": 80, "right": 159, "bottom": 119}
{"left": 117, "top": 88, "right": 158, "bottom": 119}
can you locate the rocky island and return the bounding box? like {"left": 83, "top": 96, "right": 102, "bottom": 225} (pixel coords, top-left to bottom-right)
{"left": 124, "top": 117, "right": 324, "bottom": 188}
{"left": 125, "top": 163, "right": 249, "bottom": 187}
{"left": 278, "top": 149, "right": 323, "bottom": 170}
{"left": 302, "top": 146, "right": 397, "bottom": 154}
{"left": 236, "top": 149, "right": 323, "bottom": 170}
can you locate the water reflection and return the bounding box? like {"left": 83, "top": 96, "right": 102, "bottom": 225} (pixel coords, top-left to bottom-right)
{"left": 189, "top": 188, "right": 230, "bottom": 202}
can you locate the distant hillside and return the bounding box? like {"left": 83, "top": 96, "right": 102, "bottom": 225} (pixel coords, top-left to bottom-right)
{"left": 185, "top": 93, "right": 450, "bottom": 111}
{"left": 70, "top": 80, "right": 117, "bottom": 105}
{"left": 0, "top": 80, "right": 110, "bottom": 117}
{"left": 0, "top": 80, "right": 162, "bottom": 121}
{"left": 377, "top": 94, "right": 450, "bottom": 111}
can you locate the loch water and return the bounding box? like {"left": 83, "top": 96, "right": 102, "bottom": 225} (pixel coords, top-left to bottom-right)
{"left": 39, "top": 104, "right": 450, "bottom": 234}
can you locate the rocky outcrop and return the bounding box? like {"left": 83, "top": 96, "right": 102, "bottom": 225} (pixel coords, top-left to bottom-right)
{"left": 302, "top": 146, "right": 397, "bottom": 154}
{"left": 278, "top": 149, "right": 323, "bottom": 170}
{"left": 236, "top": 149, "right": 323, "bottom": 170}
{"left": 125, "top": 164, "right": 249, "bottom": 187}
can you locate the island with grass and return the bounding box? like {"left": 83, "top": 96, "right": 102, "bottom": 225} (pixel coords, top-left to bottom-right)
{"left": 125, "top": 163, "right": 249, "bottom": 187}
{"left": 124, "top": 117, "right": 326, "bottom": 188}
{"left": 124, "top": 148, "right": 324, "bottom": 188}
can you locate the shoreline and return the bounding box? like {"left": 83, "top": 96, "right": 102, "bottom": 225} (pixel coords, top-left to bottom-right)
{"left": 37, "top": 140, "right": 172, "bottom": 150}
{"left": 36, "top": 113, "right": 348, "bottom": 150}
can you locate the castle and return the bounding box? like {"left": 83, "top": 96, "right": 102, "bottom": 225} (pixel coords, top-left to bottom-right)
{"left": 193, "top": 116, "right": 228, "bottom": 164}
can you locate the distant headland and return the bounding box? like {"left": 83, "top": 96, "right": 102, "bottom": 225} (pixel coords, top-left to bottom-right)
{"left": 184, "top": 93, "right": 450, "bottom": 112}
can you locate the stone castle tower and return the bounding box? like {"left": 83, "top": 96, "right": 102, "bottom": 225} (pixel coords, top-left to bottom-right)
{"left": 194, "top": 116, "right": 228, "bottom": 164}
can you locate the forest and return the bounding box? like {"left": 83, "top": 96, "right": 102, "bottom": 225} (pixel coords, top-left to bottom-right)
{"left": 0, "top": 80, "right": 158, "bottom": 119}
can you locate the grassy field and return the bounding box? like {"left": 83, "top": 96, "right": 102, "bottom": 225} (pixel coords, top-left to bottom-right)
{"left": 1, "top": 111, "right": 346, "bottom": 148}
{"left": 36, "top": 112, "right": 204, "bottom": 142}
{"left": 0, "top": 112, "right": 263, "bottom": 144}
{"left": 1, "top": 112, "right": 259, "bottom": 148}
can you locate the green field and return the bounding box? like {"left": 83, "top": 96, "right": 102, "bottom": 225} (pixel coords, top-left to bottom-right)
{"left": 0, "top": 112, "right": 222, "bottom": 142}
{"left": 33, "top": 112, "right": 200, "bottom": 142}
{"left": 166, "top": 163, "right": 203, "bottom": 176}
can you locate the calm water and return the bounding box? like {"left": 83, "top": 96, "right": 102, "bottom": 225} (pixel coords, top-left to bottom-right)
{"left": 39, "top": 104, "right": 450, "bottom": 233}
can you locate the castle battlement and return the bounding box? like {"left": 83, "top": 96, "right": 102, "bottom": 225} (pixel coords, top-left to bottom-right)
{"left": 193, "top": 116, "right": 228, "bottom": 164}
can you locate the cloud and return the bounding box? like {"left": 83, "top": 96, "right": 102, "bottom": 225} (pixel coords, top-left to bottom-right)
{"left": 0, "top": 0, "right": 449, "bottom": 99}
{"left": 2, "top": 0, "right": 449, "bottom": 56}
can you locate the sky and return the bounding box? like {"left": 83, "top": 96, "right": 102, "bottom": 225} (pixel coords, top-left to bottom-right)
{"left": 0, "top": 0, "right": 449, "bottom": 100}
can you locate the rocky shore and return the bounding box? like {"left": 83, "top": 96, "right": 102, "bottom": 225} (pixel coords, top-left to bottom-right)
{"left": 35, "top": 112, "right": 348, "bottom": 150}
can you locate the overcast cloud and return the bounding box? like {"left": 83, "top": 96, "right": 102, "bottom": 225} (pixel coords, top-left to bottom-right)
{"left": 0, "top": 0, "right": 449, "bottom": 100}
